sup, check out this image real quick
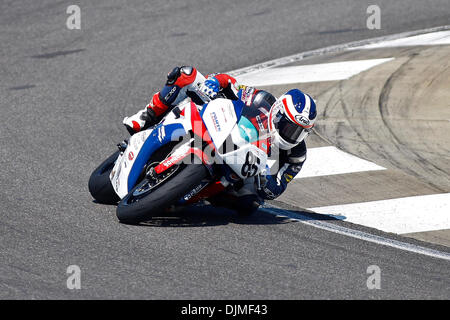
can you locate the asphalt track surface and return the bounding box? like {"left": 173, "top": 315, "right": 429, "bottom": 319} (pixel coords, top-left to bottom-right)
{"left": 1, "top": 0, "right": 450, "bottom": 299}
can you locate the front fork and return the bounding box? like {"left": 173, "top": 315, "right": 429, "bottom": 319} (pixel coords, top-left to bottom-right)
{"left": 256, "top": 174, "right": 262, "bottom": 192}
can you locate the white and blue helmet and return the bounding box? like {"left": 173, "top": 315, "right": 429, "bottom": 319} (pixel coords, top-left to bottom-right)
{"left": 269, "top": 89, "right": 317, "bottom": 150}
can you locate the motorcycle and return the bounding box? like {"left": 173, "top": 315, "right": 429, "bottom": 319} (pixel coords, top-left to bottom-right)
{"left": 88, "top": 93, "right": 272, "bottom": 224}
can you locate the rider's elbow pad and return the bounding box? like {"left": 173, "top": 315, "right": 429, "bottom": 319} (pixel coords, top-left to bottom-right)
{"left": 286, "top": 141, "right": 307, "bottom": 165}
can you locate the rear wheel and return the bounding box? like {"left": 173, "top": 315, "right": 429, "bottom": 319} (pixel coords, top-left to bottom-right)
{"left": 116, "top": 164, "right": 208, "bottom": 224}
{"left": 88, "top": 150, "right": 121, "bottom": 204}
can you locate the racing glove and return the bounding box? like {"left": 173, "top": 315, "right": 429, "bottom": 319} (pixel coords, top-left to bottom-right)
{"left": 198, "top": 77, "right": 220, "bottom": 99}
{"left": 258, "top": 174, "right": 282, "bottom": 200}
{"left": 258, "top": 163, "right": 303, "bottom": 200}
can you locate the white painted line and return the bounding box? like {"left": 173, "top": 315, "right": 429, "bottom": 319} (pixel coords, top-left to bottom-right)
{"left": 267, "top": 146, "right": 385, "bottom": 178}
{"left": 309, "top": 193, "right": 450, "bottom": 234}
{"left": 350, "top": 30, "right": 450, "bottom": 50}
{"left": 228, "top": 25, "right": 450, "bottom": 77}
{"left": 298, "top": 146, "right": 386, "bottom": 178}
{"left": 235, "top": 58, "right": 393, "bottom": 86}
{"left": 262, "top": 207, "right": 450, "bottom": 262}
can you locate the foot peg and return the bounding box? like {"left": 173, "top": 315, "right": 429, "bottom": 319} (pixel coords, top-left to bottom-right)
{"left": 117, "top": 140, "right": 128, "bottom": 152}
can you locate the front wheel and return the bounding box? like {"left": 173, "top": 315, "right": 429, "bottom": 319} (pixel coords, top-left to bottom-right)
{"left": 116, "top": 164, "right": 209, "bottom": 224}
{"left": 88, "top": 150, "right": 121, "bottom": 204}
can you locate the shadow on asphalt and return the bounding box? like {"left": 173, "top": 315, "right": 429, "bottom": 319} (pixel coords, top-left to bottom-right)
{"left": 134, "top": 204, "right": 340, "bottom": 228}
{"left": 30, "top": 48, "right": 86, "bottom": 59}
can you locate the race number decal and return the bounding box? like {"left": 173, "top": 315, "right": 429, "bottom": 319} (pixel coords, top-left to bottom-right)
{"left": 241, "top": 151, "right": 260, "bottom": 177}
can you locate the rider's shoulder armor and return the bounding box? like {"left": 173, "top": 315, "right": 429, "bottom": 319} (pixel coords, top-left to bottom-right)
{"left": 239, "top": 88, "right": 276, "bottom": 110}
{"left": 252, "top": 90, "right": 276, "bottom": 107}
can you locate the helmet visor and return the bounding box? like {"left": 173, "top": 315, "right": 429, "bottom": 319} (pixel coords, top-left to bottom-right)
{"left": 274, "top": 111, "right": 310, "bottom": 144}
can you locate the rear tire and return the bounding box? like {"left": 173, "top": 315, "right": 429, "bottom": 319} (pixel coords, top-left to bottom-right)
{"left": 88, "top": 150, "right": 121, "bottom": 204}
{"left": 116, "top": 164, "right": 208, "bottom": 224}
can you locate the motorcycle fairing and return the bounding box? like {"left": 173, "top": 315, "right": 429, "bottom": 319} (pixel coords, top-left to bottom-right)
{"left": 110, "top": 121, "right": 187, "bottom": 198}
{"left": 202, "top": 99, "right": 268, "bottom": 180}
{"left": 200, "top": 98, "right": 242, "bottom": 150}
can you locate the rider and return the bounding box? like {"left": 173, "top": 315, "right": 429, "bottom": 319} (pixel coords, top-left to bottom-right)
{"left": 123, "top": 66, "right": 317, "bottom": 214}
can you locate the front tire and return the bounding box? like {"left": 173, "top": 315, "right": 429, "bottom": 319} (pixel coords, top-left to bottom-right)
{"left": 116, "top": 164, "right": 208, "bottom": 224}
{"left": 88, "top": 150, "right": 121, "bottom": 204}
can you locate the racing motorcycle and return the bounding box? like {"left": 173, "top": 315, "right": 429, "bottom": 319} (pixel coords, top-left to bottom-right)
{"left": 88, "top": 93, "right": 272, "bottom": 224}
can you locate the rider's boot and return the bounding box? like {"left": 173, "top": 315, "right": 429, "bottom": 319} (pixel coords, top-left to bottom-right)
{"left": 233, "top": 177, "right": 263, "bottom": 216}
{"left": 122, "top": 93, "right": 167, "bottom": 135}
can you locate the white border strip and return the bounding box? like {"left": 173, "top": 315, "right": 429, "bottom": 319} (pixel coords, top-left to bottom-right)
{"left": 350, "top": 30, "right": 450, "bottom": 50}
{"left": 228, "top": 25, "right": 450, "bottom": 77}
{"left": 297, "top": 146, "right": 386, "bottom": 178}
{"left": 262, "top": 207, "right": 450, "bottom": 262}
{"left": 309, "top": 193, "right": 450, "bottom": 234}
{"left": 267, "top": 146, "right": 386, "bottom": 178}
{"left": 235, "top": 58, "right": 394, "bottom": 86}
